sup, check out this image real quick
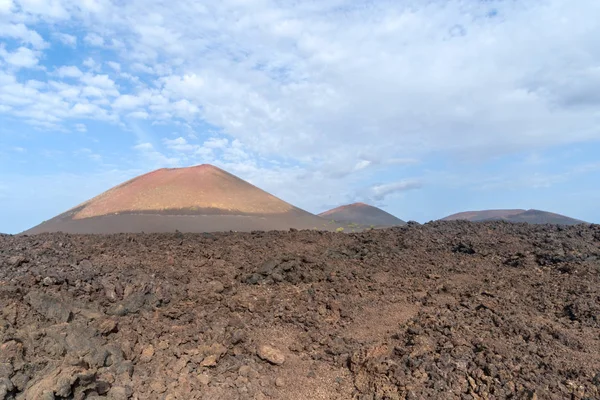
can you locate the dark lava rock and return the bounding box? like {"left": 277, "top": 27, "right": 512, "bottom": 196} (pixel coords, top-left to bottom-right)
{"left": 1, "top": 222, "right": 600, "bottom": 399}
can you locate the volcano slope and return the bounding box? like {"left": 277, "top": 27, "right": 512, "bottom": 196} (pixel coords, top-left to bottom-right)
{"left": 24, "top": 164, "right": 333, "bottom": 234}
{"left": 319, "top": 203, "right": 406, "bottom": 227}
{"left": 442, "top": 209, "right": 585, "bottom": 225}
{"left": 1, "top": 221, "right": 600, "bottom": 399}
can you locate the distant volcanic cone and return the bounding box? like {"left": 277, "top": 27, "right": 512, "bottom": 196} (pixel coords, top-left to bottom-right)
{"left": 441, "top": 209, "right": 586, "bottom": 225}
{"left": 25, "top": 164, "right": 329, "bottom": 234}
{"left": 319, "top": 203, "right": 406, "bottom": 227}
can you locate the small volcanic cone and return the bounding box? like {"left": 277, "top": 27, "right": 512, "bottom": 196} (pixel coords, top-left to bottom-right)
{"left": 25, "top": 164, "right": 329, "bottom": 234}
{"left": 441, "top": 209, "right": 585, "bottom": 225}
{"left": 442, "top": 209, "right": 526, "bottom": 221}
{"left": 319, "top": 202, "right": 406, "bottom": 227}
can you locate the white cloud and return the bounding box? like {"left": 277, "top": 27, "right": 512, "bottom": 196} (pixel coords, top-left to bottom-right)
{"left": 55, "top": 32, "right": 77, "bottom": 47}
{"left": 80, "top": 86, "right": 104, "bottom": 98}
{"left": 15, "top": 0, "right": 69, "bottom": 19}
{"left": 203, "top": 137, "right": 228, "bottom": 149}
{"left": 370, "top": 180, "right": 422, "bottom": 201}
{"left": 108, "top": 38, "right": 125, "bottom": 51}
{"left": 3, "top": 0, "right": 600, "bottom": 166}
{"left": 75, "top": 123, "right": 87, "bottom": 132}
{"left": 78, "top": 73, "right": 119, "bottom": 98}
{"left": 82, "top": 57, "right": 98, "bottom": 70}
{"left": 131, "top": 63, "right": 154, "bottom": 74}
{"left": 80, "top": 73, "right": 116, "bottom": 90}
{"left": 68, "top": 0, "right": 599, "bottom": 167}
{"left": 78, "top": 0, "right": 105, "bottom": 13}
{"left": 168, "top": 99, "right": 199, "bottom": 119}
{"left": 0, "top": 0, "right": 13, "bottom": 14}
{"left": 354, "top": 160, "right": 371, "bottom": 171}
{"left": 84, "top": 32, "right": 104, "bottom": 46}
{"left": 55, "top": 65, "right": 83, "bottom": 78}
{"left": 0, "top": 23, "right": 47, "bottom": 49}
{"left": 112, "top": 94, "right": 144, "bottom": 110}
{"left": 119, "top": 72, "right": 139, "bottom": 83}
{"left": 0, "top": 68, "right": 121, "bottom": 128}
{"left": 106, "top": 61, "right": 121, "bottom": 72}
{"left": 133, "top": 141, "right": 180, "bottom": 167}
{"left": 127, "top": 110, "right": 148, "bottom": 119}
{"left": 163, "top": 136, "right": 198, "bottom": 152}
{"left": 160, "top": 74, "right": 204, "bottom": 98}
{"left": 0, "top": 47, "right": 38, "bottom": 68}
{"left": 134, "top": 142, "right": 153, "bottom": 151}
{"left": 71, "top": 102, "right": 102, "bottom": 115}
{"left": 48, "top": 81, "right": 80, "bottom": 98}
{"left": 71, "top": 103, "right": 113, "bottom": 122}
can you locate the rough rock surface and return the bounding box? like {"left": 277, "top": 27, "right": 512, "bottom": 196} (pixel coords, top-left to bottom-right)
{"left": 1, "top": 221, "right": 599, "bottom": 399}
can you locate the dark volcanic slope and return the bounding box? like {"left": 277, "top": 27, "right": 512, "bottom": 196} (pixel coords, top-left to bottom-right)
{"left": 319, "top": 203, "right": 406, "bottom": 227}
{"left": 2, "top": 221, "right": 600, "bottom": 399}
{"left": 24, "top": 213, "right": 336, "bottom": 235}
{"left": 442, "top": 209, "right": 585, "bottom": 225}
{"left": 25, "top": 164, "right": 332, "bottom": 234}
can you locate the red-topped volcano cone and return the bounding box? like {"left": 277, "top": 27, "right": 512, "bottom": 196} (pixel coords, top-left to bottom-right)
{"left": 319, "top": 202, "right": 406, "bottom": 227}
{"left": 70, "top": 164, "right": 297, "bottom": 219}
{"left": 24, "top": 164, "right": 330, "bottom": 234}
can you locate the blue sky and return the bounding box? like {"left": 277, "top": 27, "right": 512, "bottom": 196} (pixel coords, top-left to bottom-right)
{"left": 1, "top": 0, "right": 599, "bottom": 233}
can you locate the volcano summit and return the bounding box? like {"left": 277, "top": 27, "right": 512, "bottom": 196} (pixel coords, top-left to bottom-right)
{"left": 25, "top": 165, "right": 329, "bottom": 234}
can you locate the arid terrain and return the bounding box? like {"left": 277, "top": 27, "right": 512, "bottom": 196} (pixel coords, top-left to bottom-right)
{"left": 1, "top": 221, "right": 599, "bottom": 399}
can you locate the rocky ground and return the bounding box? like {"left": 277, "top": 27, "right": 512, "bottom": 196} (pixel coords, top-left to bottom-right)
{"left": 1, "top": 221, "right": 599, "bottom": 399}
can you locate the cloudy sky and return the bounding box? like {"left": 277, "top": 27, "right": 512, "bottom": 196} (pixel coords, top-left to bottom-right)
{"left": 1, "top": 0, "right": 599, "bottom": 233}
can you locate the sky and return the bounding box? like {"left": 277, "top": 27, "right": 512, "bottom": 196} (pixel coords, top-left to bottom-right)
{"left": 1, "top": 0, "right": 599, "bottom": 234}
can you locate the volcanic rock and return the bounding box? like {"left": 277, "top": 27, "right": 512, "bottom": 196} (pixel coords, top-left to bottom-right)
{"left": 139, "top": 345, "right": 154, "bottom": 363}
{"left": 257, "top": 345, "right": 286, "bottom": 365}
{"left": 1, "top": 222, "right": 600, "bottom": 399}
